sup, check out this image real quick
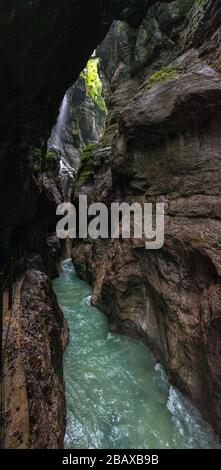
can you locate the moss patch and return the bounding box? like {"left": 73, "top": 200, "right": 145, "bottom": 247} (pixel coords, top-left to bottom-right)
{"left": 44, "top": 149, "right": 58, "bottom": 171}
{"left": 144, "top": 66, "right": 178, "bottom": 91}
{"left": 80, "top": 58, "right": 107, "bottom": 113}
{"left": 28, "top": 146, "right": 42, "bottom": 174}
{"left": 77, "top": 143, "right": 98, "bottom": 185}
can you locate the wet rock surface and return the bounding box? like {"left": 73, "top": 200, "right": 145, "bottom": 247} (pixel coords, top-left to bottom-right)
{"left": 0, "top": 0, "right": 172, "bottom": 262}
{"left": 21, "top": 265, "right": 68, "bottom": 448}
{"left": 1, "top": 0, "right": 173, "bottom": 449}
{"left": 50, "top": 77, "right": 107, "bottom": 170}
{"left": 1, "top": 0, "right": 221, "bottom": 447}
{"left": 3, "top": 279, "right": 29, "bottom": 449}
{"left": 72, "top": 0, "right": 221, "bottom": 439}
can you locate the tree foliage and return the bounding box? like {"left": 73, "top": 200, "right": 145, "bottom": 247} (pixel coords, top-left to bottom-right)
{"left": 81, "top": 58, "right": 107, "bottom": 113}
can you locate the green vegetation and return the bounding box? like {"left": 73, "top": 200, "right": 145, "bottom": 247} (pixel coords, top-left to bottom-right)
{"left": 144, "top": 66, "right": 178, "bottom": 91}
{"left": 77, "top": 143, "right": 98, "bottom": 185}
{"left": 44, "top": 148, "right": 59, "bottom": 172}
{"left": 28, "top": 146, "right": 59, "bottom": 174}
{"left": 80, "top": 58, "right": 107, "bottom": 113}
{"left": 28, "top": 146, "right": 42, "bottom": 173}
{"left": 195, "top": 0, "right": 206, "bottom": 6}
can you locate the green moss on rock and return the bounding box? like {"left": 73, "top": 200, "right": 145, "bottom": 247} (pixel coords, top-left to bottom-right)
{"left": 77, "top": 143, "right": 98, "bottom": 185}
{"left": 144, "top": 66, "right": 178, "bottom": 91}
{"left": 28, "top": 146, "right": 42, "bottom": 174}
{"left": 44, "top": 149, "right": 59, "bottom": 172}
{"left": 80, "top": 58, "right": 107, "bottom": 113}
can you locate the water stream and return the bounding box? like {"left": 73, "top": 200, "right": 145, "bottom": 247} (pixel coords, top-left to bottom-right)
{"left": 53, "top": 259, "right": 220, "bottom": 449}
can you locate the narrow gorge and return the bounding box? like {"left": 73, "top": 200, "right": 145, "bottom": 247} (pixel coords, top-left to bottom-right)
{"left": 54, "top": 260, "right": 219, "bottom": 448}
{"left": 0, "top": 0, "right": 221, "bottom": 451}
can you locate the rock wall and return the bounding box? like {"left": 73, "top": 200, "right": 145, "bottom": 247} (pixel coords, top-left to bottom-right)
{"left": 0, "top": 0, "right": 168, "bottom": 264}
{"left": 72, "top": 0, "right": 221, "bottom": 438}
{"left": 1, "top": 0, "right": 174, "bottom": 448}
{"left": 0, "top": 0, "right": 172, "bottom": 262}
{"left": 21, "top": 262, "right": 68, "bottom": 448}
{"left": 50, "top": 74, "right": 107, "bottom": 171}
{"left": 49, "top": 61, "right": 107, "bottom": 202}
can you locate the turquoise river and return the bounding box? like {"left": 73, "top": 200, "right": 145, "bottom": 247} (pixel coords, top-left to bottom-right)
{"left": 53, "top": 260, "right": 220, "bottom": 449}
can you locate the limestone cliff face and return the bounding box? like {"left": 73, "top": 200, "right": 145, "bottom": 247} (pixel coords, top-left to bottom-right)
{"left": 50, "top": 76, "right": 107, "bottom": 170}
{"left": 4, "top": 257, "right": 68, "bottom": 449}
{"left": 1, "top": 0, "right": 166, "bottom": 263}
{"left": 1, "top": 0, "right": 220, "bottom": 447}
{"left": 21, "top": 262, "right": 68, "bottom": 449}
{"left": 1, "top": 0, "right": 174, "bottom": 449}
{"left": 72, "top": 0, "right": 221, "bottom": 438}
{"left": 0, "top": 0, "right": 166, "bottom": 264}
{"left": 49, "top": 65, "right": 107, "bottom": 202}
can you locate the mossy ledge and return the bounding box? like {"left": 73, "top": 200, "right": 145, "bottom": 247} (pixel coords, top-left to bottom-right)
{"left": 77, "top": 143, "right": 98, "bottom": 186}
{"left": 143, "top": 66, "right": 178, "bottom": 92}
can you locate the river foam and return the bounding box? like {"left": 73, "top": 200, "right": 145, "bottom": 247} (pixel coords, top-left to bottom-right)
{"left": 53, "top": 260, "right": 220, "bottom": 450}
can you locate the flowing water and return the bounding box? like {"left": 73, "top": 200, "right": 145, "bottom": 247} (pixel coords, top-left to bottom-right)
{"left": 53, "top": 259, "right": 220, "bottom": 449}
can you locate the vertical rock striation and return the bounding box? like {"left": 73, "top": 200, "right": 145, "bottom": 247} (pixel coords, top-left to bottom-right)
{"left": 21, "top": 263, "right": 68, "bottom": 449}
{"left": 72, "top": 0, "right": 221, "bottom": 439}
{"left": 0, "top": 0, "right": 174, "bottom": 448}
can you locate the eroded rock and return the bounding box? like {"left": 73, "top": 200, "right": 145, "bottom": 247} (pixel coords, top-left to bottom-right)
{"left": 72, "top": 0, "right": 221, "bottom": 439}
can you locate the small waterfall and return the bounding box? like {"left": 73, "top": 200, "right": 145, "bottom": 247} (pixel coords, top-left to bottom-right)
{"left": 51, "top": 94, "right": 75, "bottom": 259}
{"left": 59, "top": 156, "right": 75, "bottom": 202}
{"left": 56, "top": 94, "right": 68, "bottom": 148}
{"left": 50, "top": 94, "right": 68, "bottom": 152}
{"left": 49, "top": 93, "right": 75, "bottom": 202}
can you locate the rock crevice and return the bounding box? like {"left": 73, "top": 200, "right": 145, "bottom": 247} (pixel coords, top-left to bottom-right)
{"left": 72, "top": 0, "right": 221, "bottom": 439}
